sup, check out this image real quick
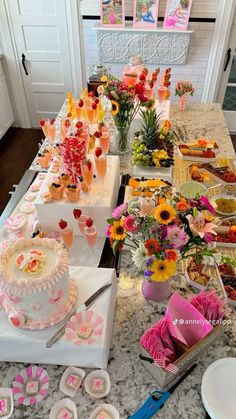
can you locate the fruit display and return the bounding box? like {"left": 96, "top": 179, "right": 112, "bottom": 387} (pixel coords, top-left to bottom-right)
{"left": 218, "top": 263, "right": 236, "bottom": 304}
{"left": 178, "top": 144, "right": 216, "bottom": 159}
{"left": 186, "top": 258, "right": 210, "bottom": 289}
{"left": 128, "top": 177, "right": 170, "bottom": 198}
{"left": 132, "top": 110, "right": 174, "bottom": 168}
{"left": 189, "top": 162, "right": 236, "bottom": 185}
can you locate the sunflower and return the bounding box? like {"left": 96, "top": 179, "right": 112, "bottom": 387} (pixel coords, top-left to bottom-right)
{"left": 150, "top": 259, "right": 176, "bottom": 282}
{"left": 111, "top": 100, "right": 119, "bottom": 116}
{"left": 110, "top": 220, "right": 126, "bottom": 240}
{"left": 155, "top": 204, "right": 176, "bottom": 225}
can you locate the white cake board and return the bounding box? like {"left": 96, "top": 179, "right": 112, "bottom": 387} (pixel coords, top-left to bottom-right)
{"left": 0, "top": 267, "right": 117, "bottom": 369}
{"left": 133, "top": 165, "right": 173, "bottom": 182}
{"left": 34, "top": 155, "right": 120, "bottom": 237}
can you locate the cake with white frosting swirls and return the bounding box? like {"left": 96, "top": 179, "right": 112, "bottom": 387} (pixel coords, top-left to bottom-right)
{"left": 0, "top": 238, "right": 77, "bottom": 330}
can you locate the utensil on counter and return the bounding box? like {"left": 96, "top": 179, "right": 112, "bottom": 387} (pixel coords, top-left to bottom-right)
{"left": 46, "top": 282, "right": 112, "bottom": 348}
{"left": 128, "top": 363, "right": 197, "bottom": 418}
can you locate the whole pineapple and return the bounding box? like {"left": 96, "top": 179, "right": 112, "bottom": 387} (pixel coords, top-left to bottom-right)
{"left": 140, "top": 109, "right": 161, "bottom": 150}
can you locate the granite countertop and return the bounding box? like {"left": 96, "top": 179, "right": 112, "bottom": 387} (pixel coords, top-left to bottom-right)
{"left": 0, "top": 103, "right": 235, "bottom": 418}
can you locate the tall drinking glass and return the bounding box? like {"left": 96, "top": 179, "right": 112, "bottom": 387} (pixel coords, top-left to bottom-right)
{"left": 95, "top": 153, "right": 107, "bottom": 196}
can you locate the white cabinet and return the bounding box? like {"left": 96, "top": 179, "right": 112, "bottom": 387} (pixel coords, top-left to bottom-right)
{"left": 0, "top": 60, "right": 14, "bottom": 139}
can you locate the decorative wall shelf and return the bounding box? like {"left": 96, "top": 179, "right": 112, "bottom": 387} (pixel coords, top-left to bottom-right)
{"left": 94, "top": 24, "right": 193, "bottom": 65}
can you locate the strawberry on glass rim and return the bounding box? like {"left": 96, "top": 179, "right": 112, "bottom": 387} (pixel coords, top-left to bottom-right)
{"left": 39, "top": 119, "right": 45, "bottom": 126}
{"left": 73, "top": 209, "right": 82, "bottom": 219}
{"left": 59, "top": 219, "right": 68, "bottom": 230}
{"left": 86, "top": 217, "right": 93, "bottom": 228}
{"left": 95, "top": 147, "right": 103, "bottom": 158}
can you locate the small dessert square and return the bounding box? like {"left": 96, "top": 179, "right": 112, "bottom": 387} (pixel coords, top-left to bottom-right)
{"left": 56, "top": 407, "right": 73, "bottom": 419}
{"left": 91, "top": 377, "right": 106, "bottom": 394}
{"left": 95, "top": 410, "right": 112, "bottom": 419}
{"left": 25, "top": 380, "right": 39, "bottom": 396}
{"left": 66, "top": 373, "right": 81, "bottom": 390}
{"left": 0, "top": 398, "right": 9, "bottom": 417}
{"left": 77, "top": 322, "right": 93, "bottom": 339}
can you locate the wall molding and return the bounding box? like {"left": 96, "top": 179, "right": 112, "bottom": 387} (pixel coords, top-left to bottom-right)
{"left": 95, "top": 27, "right": 193, "bottom": 65}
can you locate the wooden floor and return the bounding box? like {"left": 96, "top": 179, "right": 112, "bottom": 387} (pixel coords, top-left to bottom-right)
{"left": 0, "top": 127, "right": 42, "bottom": 214}
{"left": 0, "top": 128, "right": 236, "bottom": 215}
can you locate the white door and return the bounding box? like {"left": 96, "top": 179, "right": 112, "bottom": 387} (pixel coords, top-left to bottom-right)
{"left": 7, "top": 0, "right": 75, "bottom": 127}
{"left": 217, "top": 10, "right": 236, "bottom": 133}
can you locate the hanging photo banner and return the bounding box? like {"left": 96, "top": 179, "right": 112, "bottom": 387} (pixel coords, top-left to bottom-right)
{"left": 133, "top": 0, "right": 159, "bottom": 29}
{"left": 163, "top": 0, "right": 193, "bottom": 31}
{"left": 100, "top": 0, "right": 125, "bottom": 27}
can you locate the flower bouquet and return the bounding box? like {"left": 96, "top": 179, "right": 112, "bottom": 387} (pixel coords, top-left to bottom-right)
{"left": 175, "top": 80, "right": 195, "bottom": 112}
{"left": 102, "top": 76, "right": 155, "bottom": 154}
{"left": 107, "top": 187, "right": 236, "bottom": 301}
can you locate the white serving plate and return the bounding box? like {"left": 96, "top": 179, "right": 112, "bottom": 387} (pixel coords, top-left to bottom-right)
{"left": 199, "top": 167, "right": 236, "bottom": 186}
{"left": 201, "top": 358, "right": 236, "bottom": 418}
{"left": 185, "top": 268, "right": 208, "bottom": 291}
{"left": 210, "top": 194, "right": 236, "bottom": 216}
{"left": 177, "top": 147, "right": 217, "bottom": 162}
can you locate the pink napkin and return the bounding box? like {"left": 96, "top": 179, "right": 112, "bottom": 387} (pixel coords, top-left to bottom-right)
{"left": 189, "top": 291, "right": 229, "bottom": 321}
{"left": 166, "top": 293, "right": 213, "bottom": 347}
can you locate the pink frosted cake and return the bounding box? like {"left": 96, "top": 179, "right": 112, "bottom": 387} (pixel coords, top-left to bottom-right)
{"left": 0, "top": 238, "right": 77, "bottom": 330}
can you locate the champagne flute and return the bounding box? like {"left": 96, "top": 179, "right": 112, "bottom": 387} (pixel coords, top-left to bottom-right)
{"left": 95, "top": 152, "right": 107, "bottom": 197}
{"left": 99, "top": 132, "right": 110, "bottom": 154}
{"left": 77, "top": 214, "right": 88, "bottom": 235}
{"left": 61, "top": 227, "right": 74, "bottom": 249}
{"left": 81, "top": 159, "right": 94, "bottom": 204}
{"left": 84, "top": 225, "right": 98, "bottom": 263}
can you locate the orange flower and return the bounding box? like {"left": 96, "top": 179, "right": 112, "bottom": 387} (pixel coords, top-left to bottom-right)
{"left": 158, "top": 197, "right": 166, "bottom": 205}
{"left": 144, "top": 238, "right": 162, "bottom": 255}
{"left": 176, "top": 200, "right": 190, "bottom": 212}
{"left": 198, "top": 139, "right": 208, "bottom": 147}
{"left": 165, "top": 249, "right": 179, "bottom": 262}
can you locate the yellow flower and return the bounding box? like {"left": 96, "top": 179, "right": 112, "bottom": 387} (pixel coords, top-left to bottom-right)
{"left": 150, "top": 259, "right": 176, "bottom": 282}
{"left": 111, "top": 100, "right": 119, "bottom": 116}
{"left": 110, "top": 220, "right": 126, "bottom": 240}
{"left": 152, "top": 149, "right": 169, "bottom": 167}
{"left": 154, "top": 203, "right": 176, "bottom": 225}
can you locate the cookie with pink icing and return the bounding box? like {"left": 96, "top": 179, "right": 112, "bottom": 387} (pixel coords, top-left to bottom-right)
{"left": 4, "top": 215, "right": 27, "bottom": 232}
{"left": 30, "top": 182, "right": 42, "bottom": 192}
{"left": 20, "top": 203, "right": 35, "bottom": 214}
{"left": 25, "top": 194, "right": 36, "bottom": 202}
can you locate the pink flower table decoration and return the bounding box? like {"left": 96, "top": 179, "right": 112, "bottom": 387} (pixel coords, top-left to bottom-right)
{"left": 12, "top": 366, "right": 49, "bottom": 406}
{"left": 65, "top": 310, "right": 104, "bottom": 346}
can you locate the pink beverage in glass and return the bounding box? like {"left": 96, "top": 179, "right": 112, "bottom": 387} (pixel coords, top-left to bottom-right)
{"left": 40, "top": 119, "right": 48, "bottom": 138}
{"left": 85, "top": 226, "right": 97, "bottom": 247}
{"left": 47, "top": 120, "right": 57, "bottom": 144}
{"left": 157, "top": 86, "right": 167, "bottom": 104}
{"left": 143, "top": 87, "right": 154, "bottom": 100}
{"left": 60, "top": 119, "right": 70, "bottom": 141}
{"left": 79, "top": 128, "right": 90, "bottom": 154}
{"left": 99, "top": 132, "right": 110, "bottom": 154}
{"left": 95, "top": 154, "right": 107, "bottom": 179}
{"left": 77, "top": 215, "right": 88, "bottom": 235}
{"left": 61, "top": 228, "right": 74, "bottom": 249}
{"left": 81, "top": 159, "right": 93, "bottom": 190}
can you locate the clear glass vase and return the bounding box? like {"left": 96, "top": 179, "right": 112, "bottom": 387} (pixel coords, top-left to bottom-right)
{"left": 178, "top": 93, "right": 189, "bottom": 112}
{"left": 115, "top": 124, "right": 130, "bottom": 154}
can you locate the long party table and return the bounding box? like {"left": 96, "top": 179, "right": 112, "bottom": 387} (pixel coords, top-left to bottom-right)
{"left": 0, "top": 103, "right": 235, "bottom": 418}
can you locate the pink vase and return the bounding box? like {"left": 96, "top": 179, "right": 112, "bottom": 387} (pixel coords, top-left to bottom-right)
{"left": 142, "top": 277, "right": 171, "bottom": 302}
{"left": 178, "top": 93, "right": 189, "bottom": 112}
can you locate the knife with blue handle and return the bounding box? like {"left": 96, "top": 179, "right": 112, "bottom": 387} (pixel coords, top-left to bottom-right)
{"left": 129, "top": 363, "right": 197, "bottom": 418}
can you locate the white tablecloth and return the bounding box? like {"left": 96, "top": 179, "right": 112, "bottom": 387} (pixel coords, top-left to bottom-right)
{"left": 0, "top": 267, "right": 117, "bottom": 368}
